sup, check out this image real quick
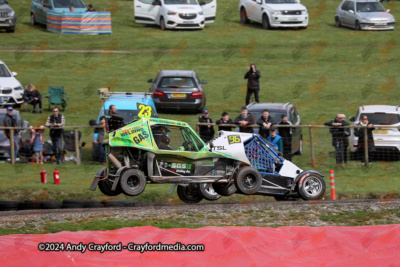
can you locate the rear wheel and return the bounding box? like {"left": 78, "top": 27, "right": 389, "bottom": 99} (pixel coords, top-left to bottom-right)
{"left": 177, "top": 184, "right": 203, "bottom": 204}
{"left": 335, "top": 16, "right": 341, "bottom": 27}
{"left": 212, "top": 182, "right": 237, "bottom": 196}
{"left": 262, "top": 14, "right": 271, "bottom": 30}
{"left": 240, "top": 8, "right": 250, "bottom": 24}
{"left": 235, "top": 167, "right": 262, "bottom": 195}
{"left": 297, "top": 174, "right": 326, "bottom": 200}
{"left": 97, "top": 168, "right": 122, "bottom": 196}
{"left": 199, "top": 183, "right": 221, "bottom": 201}
{"left": 120, "top": 169, "right": 146, "bottom": 196}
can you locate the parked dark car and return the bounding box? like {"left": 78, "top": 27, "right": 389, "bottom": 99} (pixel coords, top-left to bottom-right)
{"left": 147, "top": 70, "right": 207, "bottom": 113}
{"left": 246, "top": 102, "right": 303, "bottom": 155}
{"left": 0, "top": 0, "right": 16, "bottom": 33}
{"left": 0, "top": 109, "right": 29, "bottom": 159}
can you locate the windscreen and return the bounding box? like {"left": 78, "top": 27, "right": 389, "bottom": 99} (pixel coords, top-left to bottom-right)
{"left": 158, "top": 77, "right": 196, "bottom": 88}
{"left": 356, "top": 2, "right": 386, "bottom": 12}
{"left": 0, "top": 64, "right": 11, "bottom": 77}
{"left": 104, "top": 109, "right": 139, "bottom": 123}
{"left": 53, "top": 0, "right": 86, "bottom": 8}
{"left": 360, "top": 113, "right": 400, "bottom": 125}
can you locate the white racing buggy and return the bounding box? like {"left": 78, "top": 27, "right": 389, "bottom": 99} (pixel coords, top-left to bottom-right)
{"left": 89, "top": 117, "right": 325, "bottom": 203}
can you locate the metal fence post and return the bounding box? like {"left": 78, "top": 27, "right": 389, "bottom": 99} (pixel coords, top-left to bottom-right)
{"left": 74, "top": 127, "right": 81, "bottom": 165}
{"left": 364, "top": 127, "right": 369, "bottom": 167}
{"left": 309, "top": 126, "right": 315, "bottom": 167}
{"left": 10, "top": 132, "right": 15, "bottom": 165}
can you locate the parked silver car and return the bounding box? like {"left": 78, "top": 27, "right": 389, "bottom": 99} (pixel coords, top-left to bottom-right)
{"left": 335, "top": 0, "right": 395, "bottom": 31}
{"left": 0, "top": 0, "right": 16, "bottom": 33}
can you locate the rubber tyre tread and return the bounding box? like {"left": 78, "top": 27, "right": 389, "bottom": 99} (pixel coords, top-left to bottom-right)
{"left": 120, "top": 169, "right": 146, "bottom": 196}
{"left": 235, "top": 167, "right": 262, "bottom": 195}
{"left": 297, "top": 174, "right": 326, "bottom": 200}
{"left": 177, "top": 185, "right": 203, "bottom": 204}
{"left": 199, "top": 183, "right": 221, "bottom": 201}
{"left": 0, "top": 201, "right": 21, "bottom": 211}
{"left": 97, "top": 167, "right": 122, "bottom": 196}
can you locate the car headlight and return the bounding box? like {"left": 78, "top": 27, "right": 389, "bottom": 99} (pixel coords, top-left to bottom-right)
{"left": 389, "top": 18, "right": 395, "bottom": 23}
{"left": 198, "top": 11, "right": 203, "bottom": 15}
{"left": 361, "top": 18, "right": 371, "bottom": 23}
{"left": 7, "top": 10, "right": 14, "bottom": 17}
{"left": 272, "top": 11, "right": 281, "bottom": 15}
{"left": 167, "top": 10, "right": 177, "bottom": 15}
{"left": 301, "top": 10, "right": 307, "bottom": 15}
{"left": 14, "top": 86, "right": 23, "bottom": 90}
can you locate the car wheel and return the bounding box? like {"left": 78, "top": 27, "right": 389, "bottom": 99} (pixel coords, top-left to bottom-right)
{"left": 297, "top": 174, "right": 326, "bottom": 200}
{"left": 97, "top": 168, "right": 122, "bottom": 196}
{"left": 199, "top": 183, "right": 221, "bottom": 201}
{"left": 262, "top": 14, "right": 271, "bottom": 30}
{"left": 31, "top": 14, "right": 37, "bottom": 26}
{"left": 212, "top": 182, "right": 237, "bottom": 196}
{"left": 234, "top": 167, "right": 262, "bottom": 195}
{"left": 177, "top": 184, "right": 203, "bottom": 204}
{"left": 160, "top": 17, "right": 166, "bottom": 31}
{"left": 240, "top": 8, "right": 250, "bottom": 24}
{"left": 335, "top": 17, "right": 341, "bottom": 27}
{"left": 274, "top": 195, "right": 299, "bottom": 201}
{"left": 355, "top": 20, "right": 361, "bottom": 31}
{"left": 120, "top": 169, "right": 146, "bottom": 196}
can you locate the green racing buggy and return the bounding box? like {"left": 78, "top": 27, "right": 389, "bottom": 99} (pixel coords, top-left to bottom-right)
{"left": 89, "top": 117, "right": 326, "bottom": 203}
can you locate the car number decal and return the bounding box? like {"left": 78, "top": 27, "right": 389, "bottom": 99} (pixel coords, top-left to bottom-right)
{"left": 138, "top": 104, "right": 153, "bottom": 117}
{"left": 228, "top": 135, "right": 241, "bottom": 144}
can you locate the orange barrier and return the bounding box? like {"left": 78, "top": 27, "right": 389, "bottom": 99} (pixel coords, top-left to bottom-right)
{"left": 1, "top": 225, "right": 400, "bottom": 265}
{"left": 330, "top": 170, "right": 336, "bottom": 200}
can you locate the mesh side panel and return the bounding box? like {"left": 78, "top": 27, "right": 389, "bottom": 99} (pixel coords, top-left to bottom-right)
{"left": 244, "top": 138, "right": 275, "bottom": 172}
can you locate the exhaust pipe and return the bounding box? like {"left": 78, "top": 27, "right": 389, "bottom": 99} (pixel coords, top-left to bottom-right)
{"left": 108, "top": 153, "right": 122, "bottom": 169}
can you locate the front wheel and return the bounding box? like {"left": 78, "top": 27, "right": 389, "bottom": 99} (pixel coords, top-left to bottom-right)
{"left": 199, "top": 183, "right": 221, "bottom": 201}
{"left": 177, "top": 184, "right": 203, "bottom": 204}
{"left": 297, "top": 174, "right": 326, "bottom": 200}
{"left": 97, "top": 168, "right": 122, "bottom": 196}
{"left": 160, "top": 17, "right": 166, "bottom": 31}
{"left": 262, "top": 14, "right": 271, "bottom": 30}
{"left": 235, "top": 167, "right": 262, "bottom": 195}
{"left": 335, "top": 17, "right": 341, "bottom": 27}
{"left": 355, "top": 20, "right": 361, "bottom": 31}
{"left": 120, "top": 169, "right": 146, "bottom": 196}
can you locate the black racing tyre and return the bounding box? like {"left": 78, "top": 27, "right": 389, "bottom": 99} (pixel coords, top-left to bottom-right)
{"left": 97, "top": 168, "right": 122, "bottom": 196}
{"left": 335, "top": 16, "right": 341, "bottom": 27}
{"left": 262, "top": 14, "right": 271, "bottom": 30}
{"left": 18, "top": 200, "right": 43, "bottom": 210}
{"left": 61, "top": 204, "right": 84, "bottom": 209}
{"left": 41, "top": 201, "right": 62, "bottom": 209}
{"left": 177, "top": 184, "right": 203, "bottom": 204}
{"left": 274, "top": 195, "right": 299, "bottom": 201}
{"left": 160, "top": 17, "right": 166, "bottom": 31}
{"left": 0, "top": 201, "right": 21, "bottom": 211}
{"left": 297, "top": 174, "right": 326, "bottom": 200}
{"left": 199, "top": 183, "right": 221, "bottom": 201}
{"left": 240, "top": 8, "right": 250, "bottom": 24}
{"left": 355, "top": 20, "right": 361, "bottom": 31}
{"left": 120, "top": 169, "right": 146, "bottom": 196}
{"left": 235, "top": 167, "right": 262, "bottom": 195}
{"left": 83, "top": 201, "right": 104, "bottom": 208}
{"left": 212, "top": 182, "right": 237, "bottom": 196}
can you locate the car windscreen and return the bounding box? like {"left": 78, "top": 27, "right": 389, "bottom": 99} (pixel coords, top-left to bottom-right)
{"left": 53, "top": 0, "right": 86, "bottom": 8}
{"left": 164, "top": 0, "right": 198, "bottom": 5}
{"left": 0, "top": 0, "right": 8, "bottom": 4}
{"left": 104, "top": 109, "right": 139, "bottom": 123}
{"left": 249, "top": 109, "right": 286, "bottom": 124}
{"left": 265, "top": 0, "right": 298, "bottom": 3}
{"left": 158, "top": 77, "right": 196, "bottom": 88}
{"left": 0, "top": 64, "right": 11, "bottom": 78}
{"left": 360, "top": 113, "right": 400, "bottom": 125}
{"left": 356, "top": 2, "right": 386, "bottom": 13}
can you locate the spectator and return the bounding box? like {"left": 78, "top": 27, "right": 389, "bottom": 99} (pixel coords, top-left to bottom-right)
{"left": 2, "top": 106, "right": 20, "bottom": 162}
{"left": 30, "top": 126, "right": 44, "bottom": 164}
{"left": 69, "top": 5, "right": 75, "bottom": 12}
{"left": 23, "top": 84, "right": 42, "bottom": 113}
{"left": 86, "top": 4, "right": 96, "bottom": 12}
{"left": 267, "top": 127, "right": 283, "bottom": 152}
{"left": 198, "top": 109, "right": 215, "bottom": 143}
{"left": 278, "top": 114, "right": 293, "bottom": 161}
{"left": 257, "top": 109, "right": 274, "bottom": 139}
{"left": 45, "top": 107, "right": 65, "bottom": 165}
{"left": 324, "top": 114, "right": 350, "bottom": 166}
{"left": 244, "top": 63, "right": 261, "bottom": 105}
{"left": 234, "top": 107, "right": 255, "bottom": 133}
{"left": 354, "top": 115, "right": 375, "bottom": 166}
{"left": 216, "top": 111, "right": 234, "bottom": 132}
{"left": 95, "top": 116, "right": 106, "bottom": 165}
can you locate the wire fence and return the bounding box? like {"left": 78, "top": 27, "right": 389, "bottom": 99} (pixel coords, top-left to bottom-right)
{"left": 1, "top": 124, "right": 399, "bottom": 168}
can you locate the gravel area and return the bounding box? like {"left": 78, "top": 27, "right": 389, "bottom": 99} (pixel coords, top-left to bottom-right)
{"left": 1, "top": 199, "right": 400, "bottom": 232}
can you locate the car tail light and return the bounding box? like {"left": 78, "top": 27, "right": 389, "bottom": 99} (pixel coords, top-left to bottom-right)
{"left": 153, "top": 90, "right": 165, "bottom": 97}
{"left": 190, "top": 90, "right": 202, "bottom": 98}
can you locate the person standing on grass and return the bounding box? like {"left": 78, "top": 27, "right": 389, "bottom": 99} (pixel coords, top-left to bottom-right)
{"left": 30, "top": 126, "right": 44, "bottom": 164}
{"left": 244, "top": 63, "right": 261, "bottom": 105}
{"left": 45, "top": 107, "right": 65, "bottom": 165}
{"left": 324, "top": 114, "right": 350, "bottom": 166}
{"left": 2, "top": 106, "right": 20, "bottom": 162}
{"left": 354, "top": 115, "right": 375, "bottom": 166}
